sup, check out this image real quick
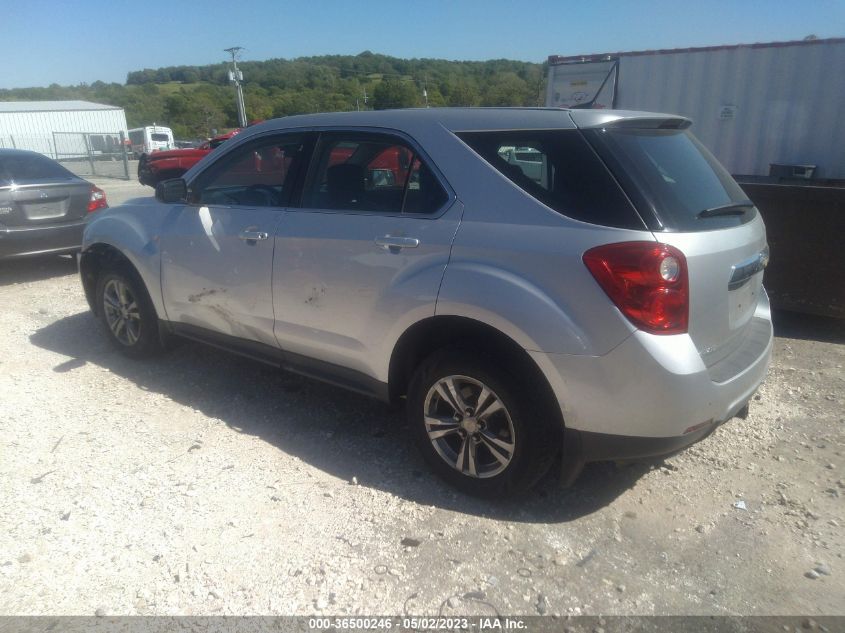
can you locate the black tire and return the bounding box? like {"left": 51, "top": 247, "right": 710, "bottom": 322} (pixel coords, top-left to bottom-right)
{"left": 137, "top": 154, "right": 152, "bottom": 187}
{"left": 95, "top": 265, "right": 162, "bottom": 358}
{"left": 408, "top": 347, "right": 560, "bottom": 497}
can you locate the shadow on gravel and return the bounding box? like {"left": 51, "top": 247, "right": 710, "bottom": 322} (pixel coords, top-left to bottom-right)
{"left": 31, "top": 311, "right": 652, "bottom": 523}
{"left": 772, "top": 309, "right": 845, "bottom": 345}
{"left": 0, "top": 254, "right": 77, "bottom": 287}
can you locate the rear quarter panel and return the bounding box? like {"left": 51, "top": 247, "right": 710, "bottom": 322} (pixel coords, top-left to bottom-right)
{"left": 425, "top": 131, "right": 649, "bottom": 356}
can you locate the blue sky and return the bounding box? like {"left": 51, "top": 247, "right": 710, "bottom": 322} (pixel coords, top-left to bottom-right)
{"left": 2, "top": 0, "right": 843, "bottom": 89}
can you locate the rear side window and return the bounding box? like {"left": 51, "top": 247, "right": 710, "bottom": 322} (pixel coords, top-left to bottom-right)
{"left": 584, "top": 128, "right": 753, "bottom": 231}
{"left": 456, "top": 130, "right": 644, "bottom": 230}
{"left": 150, "top": 133, "right": 170, "bottom": 142}
{"left": 301, "top": 133, "right": 449, "bottom": 214}
{"left": 0, "top": 154, "right": 75, "bottom": 184}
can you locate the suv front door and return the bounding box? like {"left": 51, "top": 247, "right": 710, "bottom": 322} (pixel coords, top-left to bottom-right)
{"left": 160, "top": 133, "right": 309, "bottom": 348}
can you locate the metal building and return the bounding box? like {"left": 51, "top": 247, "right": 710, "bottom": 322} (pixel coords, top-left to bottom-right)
{"left": 0, "top": 100, "right": 129, "bottom": 160}
{"left": 546, "top": 38, "right": 845, "bottom": 180}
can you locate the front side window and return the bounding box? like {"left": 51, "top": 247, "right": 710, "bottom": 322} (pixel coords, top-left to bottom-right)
{"left": 457, "top": 130, "right": 644, "bottom": 230}
{"left": 301, "top": 133, "right": 448, "bottom": 214}
{"left": 191, "top": 135, "right": 305, "bottom": 207}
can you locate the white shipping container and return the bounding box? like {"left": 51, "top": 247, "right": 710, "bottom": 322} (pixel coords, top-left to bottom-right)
{"left": 0, "top": 100, "right": 129, "bottom": 159}
{"left": 547, "top": 38, "right": 845, "bottom": 180}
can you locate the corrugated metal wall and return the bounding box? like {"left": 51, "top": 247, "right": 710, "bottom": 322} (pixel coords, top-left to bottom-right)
{"left": 0, "top": 108, "right": 129, "bottom": 158}
{"left": 613, "top": 41, "right": 845, "bottom": 179}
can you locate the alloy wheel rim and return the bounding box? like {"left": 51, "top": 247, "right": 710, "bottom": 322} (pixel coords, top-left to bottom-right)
{"left": 103, "top": 279, "right": 141, "bottom": 346}
{"left": 423, "top": 375, "right": 516, "bottom": 478}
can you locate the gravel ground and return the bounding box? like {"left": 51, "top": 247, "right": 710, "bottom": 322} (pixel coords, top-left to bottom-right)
{"left": 0, "top": 189, "right": 842, "bottom": 616}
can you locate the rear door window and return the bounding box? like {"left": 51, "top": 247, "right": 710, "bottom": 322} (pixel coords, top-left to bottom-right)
{"left": 457, "top": 130, "right": 645, "bottom": 230}
{"left": 584, "top": 128, "right": 753, "bottom": 231}
{"left": 301, "top": 132, "right": 448, "bottom": 214}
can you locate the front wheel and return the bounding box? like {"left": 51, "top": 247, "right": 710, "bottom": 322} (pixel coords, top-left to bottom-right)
{"left": 408, "top": 348, "right": 559, "bottom": 497}
{"left": 96, "top": 267, "right": 161, "bottom": 357}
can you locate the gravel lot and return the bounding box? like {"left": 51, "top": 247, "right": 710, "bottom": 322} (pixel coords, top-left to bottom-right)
{"left": 0, "top": 182, "right": 843, "bottom": 616}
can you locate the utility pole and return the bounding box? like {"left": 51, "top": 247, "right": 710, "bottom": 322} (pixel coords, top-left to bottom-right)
{"left": 224, "top": 46, "right": 247, "bottom": 128}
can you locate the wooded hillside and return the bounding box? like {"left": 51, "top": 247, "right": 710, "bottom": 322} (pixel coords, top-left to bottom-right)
{"left": 0, "top": 52, "right": 546, "bottom": 139}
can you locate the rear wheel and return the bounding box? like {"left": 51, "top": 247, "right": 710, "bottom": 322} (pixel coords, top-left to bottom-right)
{"left": 96, "top": 266, "right": 161, "bottom": 357}
{"left": 137, "top": 154, "right": 152, "bottom": 186}
{"left": 408, "top": 347, "right": 559, "bottom": 496}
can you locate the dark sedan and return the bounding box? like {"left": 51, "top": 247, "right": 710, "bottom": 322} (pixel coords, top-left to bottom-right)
{"left": 0, "top": 149, "right": 107, "bottom": 258}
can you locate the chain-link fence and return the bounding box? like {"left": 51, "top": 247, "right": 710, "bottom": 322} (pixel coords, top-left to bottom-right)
{"left": 53, "top": 131, "right": 131, "bottom": 180}
{"left": 0, "top": 131, "right": 131, "bottom": 180}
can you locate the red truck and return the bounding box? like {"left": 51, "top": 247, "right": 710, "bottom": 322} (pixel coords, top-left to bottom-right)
{"left": 137, "top": 129, "right": 241, "bottom": 187}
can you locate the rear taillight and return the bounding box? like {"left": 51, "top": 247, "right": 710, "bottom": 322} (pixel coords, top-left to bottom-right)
{"left": 583, "top": 241, "right": 689, "bottom": 335}
{"left": 88, "top": 186, "right": 108, "bottom": 213}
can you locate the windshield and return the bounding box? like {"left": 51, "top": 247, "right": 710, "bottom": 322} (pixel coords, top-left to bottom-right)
{"left": 585, "top": 128, "right": 753, "bottom": 231}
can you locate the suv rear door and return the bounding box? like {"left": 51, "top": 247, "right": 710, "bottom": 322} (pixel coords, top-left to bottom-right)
{"left": 272, "top": 130, "right": 460, "bottom": 379}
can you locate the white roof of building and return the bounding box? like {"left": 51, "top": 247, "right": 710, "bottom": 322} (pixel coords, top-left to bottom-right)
{"left": 0, "top": 100, "right": 122, "bottom": 113}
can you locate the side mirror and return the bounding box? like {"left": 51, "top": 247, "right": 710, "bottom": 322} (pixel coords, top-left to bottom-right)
{"left": 155, "top": 178, "right": 187, "bottom": 203}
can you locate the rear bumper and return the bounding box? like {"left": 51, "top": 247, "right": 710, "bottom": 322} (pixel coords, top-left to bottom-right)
{"left": 559, "top": 408, "right": 748, "bottom": 485}
{"left": 530, "top": 298, "right": 773, "bottom": 480}
{"left": 0, "top": 220, "right": 87, "bottom": 259}
{"left": 532, "top": 318, "right": 771, "bottom": 436}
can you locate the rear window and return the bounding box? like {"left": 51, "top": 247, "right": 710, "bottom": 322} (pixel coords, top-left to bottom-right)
{"left": 150, "top": 133, "right": 170, "bottom": 142}
{"left": 0, "top": 153, "right": 75, "bottom": 184}
{"left": 584, "top": 128, "right": 753, "bottom": 231}
{"left": 457, "top": 130, "right": 645, "bottom": 230}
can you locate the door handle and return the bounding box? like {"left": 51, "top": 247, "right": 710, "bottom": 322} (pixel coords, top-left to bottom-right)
{"left": 375, "top": 236, "right": 420, "bottom": 251}
{"left": 239, "top": 230, "right": 269, "bottom": 242}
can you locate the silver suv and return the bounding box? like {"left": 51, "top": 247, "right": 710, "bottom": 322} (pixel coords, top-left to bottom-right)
{"left": 79, "top": 108, "right": 772, "bottom": 496}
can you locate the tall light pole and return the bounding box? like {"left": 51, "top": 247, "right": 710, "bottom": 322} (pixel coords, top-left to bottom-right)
{"left": 224, "top": 46, "right": 247, "bottom": 128}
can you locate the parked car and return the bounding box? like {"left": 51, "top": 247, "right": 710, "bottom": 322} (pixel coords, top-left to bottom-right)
{"left": 0, "top": 149, "right": 107, "bottom": 259}
{"left": 137, "top": 129, "right": 240, "bottom": 187}
{"left": 79, "top": 108, "right": 772, "bottom": 495}
{"left": 128, "top": 125, "right": 175, "bottom": 159}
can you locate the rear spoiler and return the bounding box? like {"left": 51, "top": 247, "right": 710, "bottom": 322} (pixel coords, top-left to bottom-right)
{"left": 568, "top": 110, "right": 692, "bottom": 130}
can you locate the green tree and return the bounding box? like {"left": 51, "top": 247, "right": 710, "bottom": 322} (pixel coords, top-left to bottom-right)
{"left": 372, "top": 78, "right": 420, "bottom": 110}
{"left": 482, "top": 72, "right": 530, "bottom": 107}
